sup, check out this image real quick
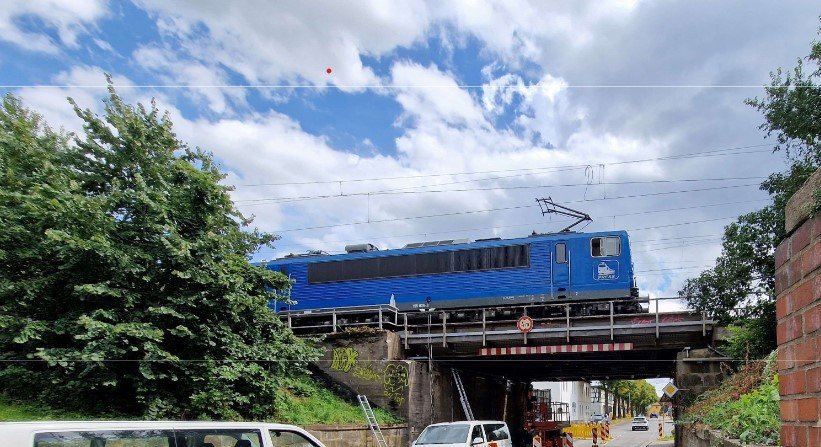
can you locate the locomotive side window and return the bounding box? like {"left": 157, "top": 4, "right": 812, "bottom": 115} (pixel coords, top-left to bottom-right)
{"left": 591, "top": 236, "right": 621, "bottom": 257}
{"left": 555, "top": 243, "right": 567, "bottom": 263}
{"left": 307, "top": 244, "right": 530, "bottom": 283}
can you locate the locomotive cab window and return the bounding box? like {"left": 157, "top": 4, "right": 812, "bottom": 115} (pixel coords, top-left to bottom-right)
{"left": 591, "top": 236, "right": 621, "bottom": 257}
{"left": 555, "top": 243, "right": 567, "bottom": 263}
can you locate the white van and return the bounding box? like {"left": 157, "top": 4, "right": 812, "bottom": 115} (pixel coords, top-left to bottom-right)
{"left": 0, "top": 421, "right": 326, "bottom": 447}
{"left": 413, "top": 421, "right": 512, "bottom": 447}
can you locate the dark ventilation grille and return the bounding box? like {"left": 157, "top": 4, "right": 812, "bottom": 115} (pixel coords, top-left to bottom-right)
{"left": 307, "top": 244, "right": 530, "bottom": 284}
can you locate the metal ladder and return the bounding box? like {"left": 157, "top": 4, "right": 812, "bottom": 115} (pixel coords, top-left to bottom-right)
{"left": 358, "top": 395, "right": 388, "bottom": 447}
{"left": 452, "top": 369, "right": 475, "bottom": 420}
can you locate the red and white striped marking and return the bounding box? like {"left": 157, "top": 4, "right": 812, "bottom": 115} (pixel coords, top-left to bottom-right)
{"left": 480, "top": 343, "right": 633, "bottom": 356}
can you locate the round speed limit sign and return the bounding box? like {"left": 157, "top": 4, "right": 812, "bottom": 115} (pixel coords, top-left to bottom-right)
{"left": 517, "top": 315, "right": 534, "bottom": 333}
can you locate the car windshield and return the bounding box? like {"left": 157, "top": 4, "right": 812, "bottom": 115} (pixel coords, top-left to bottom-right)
{"left": 416, "top": 424, "right": 470, "bottom": 444}
{"left": 633, "top": 418, "right": 646, "bottom": 422}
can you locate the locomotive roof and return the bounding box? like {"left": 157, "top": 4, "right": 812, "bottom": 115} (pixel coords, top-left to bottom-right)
{"left": 266, "top": 229, "right": 629, "bottom": 265}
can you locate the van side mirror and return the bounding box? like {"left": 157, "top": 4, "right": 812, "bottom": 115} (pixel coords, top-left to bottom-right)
{"left": 471, "top": 437, "right": 484, "bottom": 445}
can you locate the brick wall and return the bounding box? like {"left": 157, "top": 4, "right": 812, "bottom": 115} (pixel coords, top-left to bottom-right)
{"left": 775, "top": 168, "right": 821, "bottom": 447}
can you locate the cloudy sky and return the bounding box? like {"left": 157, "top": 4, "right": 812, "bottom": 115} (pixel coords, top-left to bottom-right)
{"left": 1, "top": 0, "right": 818, "bottom": 305}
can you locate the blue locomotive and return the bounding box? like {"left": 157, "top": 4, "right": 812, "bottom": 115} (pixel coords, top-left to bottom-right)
{"left": 264, "top": 230, "right": 640, "bottom": 317}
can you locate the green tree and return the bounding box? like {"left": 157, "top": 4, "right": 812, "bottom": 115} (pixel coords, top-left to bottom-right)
{"left": 679, "top": 21, "right": 820, "bottom": 359}
{"left": 0, "top": 87, "right": 318, "bottom": 419}
{"left": 601, "top": 380, "right": 658, "bottom": 416}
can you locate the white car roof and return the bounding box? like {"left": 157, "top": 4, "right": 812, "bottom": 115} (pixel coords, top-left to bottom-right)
{"left": 0, "top": 421, "right": 303, "bottom": 430}
{"left": 424, "top": 420, "right": 507, "bottom": 427}
{"left": 0, "top": 421, "right": 315, "bottom": 441}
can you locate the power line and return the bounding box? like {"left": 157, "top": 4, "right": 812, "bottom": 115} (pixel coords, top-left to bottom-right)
{"left": 633, "top": 240, "right": 723, "bottom": 253}
{"left": 268, "top": 183, "right": 761, "bottom": 233}
{"left": 236, "top": 176, "right": 766, "bottom": 205}
{"left": 234, "top": 143, "right": 772, "bottom": 188}
{"left": 259, "top": 199, "right": 762, "bottom": 254}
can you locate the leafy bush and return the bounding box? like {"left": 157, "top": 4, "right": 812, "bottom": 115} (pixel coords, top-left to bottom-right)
{"left": 723, "top": 302, "right": 777, "bottom": 361}
{"left": 0, "top": 89, "right": 319, "bottom": 419}
{"left": 685, "top": 352, "right": 780, "bottom": 445}
{"left": 702, "top": 375, "right": 780, "bottom": 445}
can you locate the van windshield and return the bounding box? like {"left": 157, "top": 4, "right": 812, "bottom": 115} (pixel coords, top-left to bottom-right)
{"left": 416, "top": 424, "right": 470, "bottom": 444}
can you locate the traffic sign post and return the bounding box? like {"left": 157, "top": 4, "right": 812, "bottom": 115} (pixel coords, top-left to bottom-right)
{"left": 662, "top": 382, "right": 679, "bottom": 398}
{"left": 517, "top": 315, "right": 534, "bottom": 333}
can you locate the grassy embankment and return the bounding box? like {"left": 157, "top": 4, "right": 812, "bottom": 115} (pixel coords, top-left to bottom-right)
{"left": 682, "top": 352, "right": 780, "bottom": 445}
{"left": 0, "top": 375, "right": 401, "bottom": 426}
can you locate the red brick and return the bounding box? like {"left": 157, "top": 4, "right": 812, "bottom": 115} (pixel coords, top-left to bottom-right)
{"left": 781, "top": 370, "right": 806, "bottom": 395}
{"left": 776, "top": 241, "right": 791, "bottom": 269}
{"left": 777, "top": 293, "right": 793, "bottom": 320}
{"left": 781, "top": 399, "right": 799, "bottom": 421}
{"left": 777, "top": 267, "right": 790, "bottom": 296}
{"left": 778, "top": 322, "right": 788, "bottom": 344}
{"left": 816, "top": 272, "right": 821, "bottom": 294}
{"left": 788, "top": 258, "right": 804, "bottom": 288}
{"left": 814, "top": 214, "right": 821, "bottom": 238}
{"left": 802, "top": 242, "right": 821, "bottom": 276}
{"left": 782, "top": 424, "right": 800, "bottom": 447}
{"left": 816, "top": 274, "right": 821, "bottom": 305}
{"left": 779, "top": 316, "right": 803, "bottom": 344}
{"left": 793, "top": 280, "right": 815, "bottom": 310}
{"left": 805, "top": 302, "right": 821, "bottom": 335}
{"left": 807, "top": 365, "right": 821, "bottom": 393}
{"left": 793, "top": 222, "right": 812, "bottom": 253}
{"left": 809, "top": 426, "right": 821, "bottom": 447}
{"left": 795, "top": 335, "right": 818, "bottom": 368}
{"left": 796, "top": 397, "right": 818, "bottom": 422}
{"left": 779, "top": 345, "right": 796, "bottom": 371}
{"left": 796, "top": 425, "right": 809, "bottom": 447}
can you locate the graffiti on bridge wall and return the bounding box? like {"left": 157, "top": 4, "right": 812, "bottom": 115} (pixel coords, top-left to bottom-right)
{"left": 383, "top": 363, "right": 409, "bottom": 406}
{"left": 330, "top": 346, "right": 358, "bottom": 373}
{"left": 329, "top": 346, "right": 410, "bottom": 405}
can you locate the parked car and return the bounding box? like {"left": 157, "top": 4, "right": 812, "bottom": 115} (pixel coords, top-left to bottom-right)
{"left": 649, "top": 413, "right": 659, "bottom": 418}
{"left": 0, "top": 420, "right": 325, "bottom": 447}
{"left": 631, "top": 416, "right": 650, "bottom": 431}
{"left": 590, "top": 413, "right": 604, "bottom": 423}
{"left": 414, "top": 420, "right": 513, "bottom": 447}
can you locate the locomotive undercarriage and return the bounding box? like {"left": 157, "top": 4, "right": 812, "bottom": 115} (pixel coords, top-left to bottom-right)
{"left": 281, "top": 296, "right": 648, "bottom": 332}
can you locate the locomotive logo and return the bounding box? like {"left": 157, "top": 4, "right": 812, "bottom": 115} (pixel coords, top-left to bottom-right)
{"left": 595, "top": 261, "right": 618, "bottom": 280}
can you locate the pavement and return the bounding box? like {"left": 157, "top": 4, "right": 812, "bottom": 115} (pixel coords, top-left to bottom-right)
{"left": 570, "top": 418, "right": 674, "bottom": 447}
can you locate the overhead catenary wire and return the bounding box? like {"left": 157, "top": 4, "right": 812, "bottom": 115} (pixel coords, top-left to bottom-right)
{"left": 234, "top": 143, "right": 773, "bottom": 188}
{"left": 235, "top": 176, "right": 767, "bottom": 205}
{"left": 257, "top": 198, "right": 760, "bottom": 254}
{"left": 267, "top": 183, "right": 762, "bottom": 233}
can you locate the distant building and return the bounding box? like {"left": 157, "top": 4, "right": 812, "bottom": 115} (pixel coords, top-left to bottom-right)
{"left": 533, "top": 381, "right": 600, "bottom": 422}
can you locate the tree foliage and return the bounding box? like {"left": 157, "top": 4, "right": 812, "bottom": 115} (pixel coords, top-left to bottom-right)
{"left": 599, "top": 379, "right": 658, "bottom": 415}
{"left": 679, "top": 21, "right": 820, "bottom": 359}
{"left": 0, "top": 87, "right": 318, "bottom": 419}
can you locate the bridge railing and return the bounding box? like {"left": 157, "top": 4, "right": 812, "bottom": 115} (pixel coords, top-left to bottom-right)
{"left": 279, "top": 304, "right": 401, "bottom": 333}
{"left": 277, "top": 297, "right": 714, "bottom": 344}
{"left": 399, "top": 296, "right": 712, "bottom": 348}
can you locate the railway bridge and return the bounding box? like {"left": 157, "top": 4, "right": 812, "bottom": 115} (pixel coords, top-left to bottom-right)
{"left": 284, "top": 298, "right": 728, "bottom": 446}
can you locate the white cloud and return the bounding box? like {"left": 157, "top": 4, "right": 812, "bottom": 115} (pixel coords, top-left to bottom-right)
{"left": 133, "top": 45, "right": 246, "bottom": 114}
{"left": 392, "top": 62, "right": 486, "bottom": 129}
{"left": 135, "top": 0, "right": 433, "bottom": 89}
{"left": 0, "top": 0, "right": 107, "bottom": 54}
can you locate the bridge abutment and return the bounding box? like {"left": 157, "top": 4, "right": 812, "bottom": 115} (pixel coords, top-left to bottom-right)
{"left": 315, "top": 331, "right": 523, "bottom": 445}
